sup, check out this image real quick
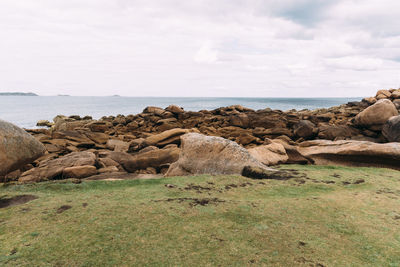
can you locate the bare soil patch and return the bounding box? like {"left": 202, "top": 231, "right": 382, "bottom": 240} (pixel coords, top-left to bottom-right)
{"left": 0, "top": 195, "right": 38, "bottom": 209}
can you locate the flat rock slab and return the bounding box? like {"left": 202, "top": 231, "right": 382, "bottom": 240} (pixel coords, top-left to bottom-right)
{"left": 298, "top": 140, "right": 400, "bottom": 170}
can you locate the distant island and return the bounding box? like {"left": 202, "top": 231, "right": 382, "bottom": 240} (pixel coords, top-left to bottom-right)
{"left": 57, "top": 94, "right": 70, "bottom": 97}
{"left": 0, "top": 92, "right": 38, "bottom": 96}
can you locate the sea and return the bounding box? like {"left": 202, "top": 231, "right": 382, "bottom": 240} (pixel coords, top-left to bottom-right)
{"left": 0, "top": 96, "right": 362, "bottom": 129}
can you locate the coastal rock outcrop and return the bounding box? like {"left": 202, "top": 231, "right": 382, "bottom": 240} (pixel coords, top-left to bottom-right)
{"left": 165, "top": 133, "right": 275, "bottom": 176}
{"left": 0, "top": 119, "right": 46, "bottom": 175}
{"left": 297, "top": 140, "right": 400, "bottom": 170}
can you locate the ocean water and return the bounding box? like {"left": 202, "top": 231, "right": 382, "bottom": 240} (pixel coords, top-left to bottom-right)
{"left": 0, "top": 96, "right": 361, "bottom": 129}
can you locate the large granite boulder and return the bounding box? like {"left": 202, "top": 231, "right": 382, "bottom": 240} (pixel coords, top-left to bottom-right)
{"left": 165, "top": 133, "right": 275, "bottom": 176}
{"left": 248, "top": 141, "right": 288, "bottom": 166}
{"left": 19, "top": 151, "right": 97, "bottom": 183}
{"left": 0, "top": 119, "right": 46, "bottom": 175}
{"left": 298, "top": 140, "right": 400, "bottom": 170}
{"left": 382, "top": 115, "right": 400, "bottom": 142}
{"left": 354, "top": 99, "right": 398, "bottom": 128}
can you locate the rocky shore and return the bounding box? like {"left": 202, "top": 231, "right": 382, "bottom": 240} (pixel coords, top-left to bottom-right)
{"left": 2, "top": 89, "right": 400, "bottom": 183}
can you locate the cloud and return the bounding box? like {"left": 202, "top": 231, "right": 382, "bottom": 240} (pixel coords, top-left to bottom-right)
{"left": 0, "top": 0, "right": 399, "bottom": 97}
{"left": 324, "top": 56, "right": 383, "bottom": 71}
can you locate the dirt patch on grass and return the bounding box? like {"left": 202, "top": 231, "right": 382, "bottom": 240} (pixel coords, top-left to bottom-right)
{"left": 57, "top": 205, "right": 72, "bottom": 213}
{"left": 155, "top": 197, "right": 226, "bottom": 207}
{"left": 184, "top": 183, "right": 214, "bottom": 193}
{"left": 0, "top": 195, "right": 38, "bottom": 209}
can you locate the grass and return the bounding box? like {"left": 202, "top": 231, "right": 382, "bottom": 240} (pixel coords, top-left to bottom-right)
{"left": 1, "top": 165, "right": 400, "bottom": 266}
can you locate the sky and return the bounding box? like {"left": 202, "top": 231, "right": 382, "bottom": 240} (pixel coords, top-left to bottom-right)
{"left": 1, "top": 0, "right": 400, "bottom": 97}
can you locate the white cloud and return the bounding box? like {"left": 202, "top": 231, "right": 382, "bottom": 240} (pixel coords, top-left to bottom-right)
{"left": 324, "top": 56, "right": 383, "bottom": 71}
{"left": 0, "top": 0, "right": 399, "bottom": 97}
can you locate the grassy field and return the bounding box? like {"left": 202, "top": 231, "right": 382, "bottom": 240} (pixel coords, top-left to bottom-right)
{"left": 1, "top": 165, "right": 400, "bottom": 266}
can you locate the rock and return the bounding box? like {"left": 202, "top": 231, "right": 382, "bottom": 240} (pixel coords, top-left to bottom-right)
{"left": 382, "top": 115, "right": 400, "bottom": 142}
{"left": 317, "top": 124, "right": 357, "bottom": 140}
{"left": 107, "top": 147, "right": 180, "bottom": 172}
{"left": 143, "top": 106, "right": 165, "bottom": 116}
{"left": 19, "top": 151, "right": 96, "bottom": 183}
{"left": 393, "top": 99, "right": 400, "bottom": 109}
{"left": 144, "top": 128, "right": 194, "bottom": 147}
{"left": 165, "top": 105, "right": 184, "bottom": 115}
{"left": 376, "top": 94, "right": 389, "bottom": 100}
{"left": 248, "top": 141, "right": 288, "bottom": 166}
{"left": 36, "top": 120, "right": 53, "bottom": 127}
{"left": 391, "top": 90, "right": 400, "bottom": 99}
{"left": 106, "top": 139, "right": 130, "bottom": 152}
{"left": 84, "top": 132, "right": 109, "bottom": 144}
{"left": 273, "top": 139, "right": 311, "bottom": 164}
{"left": 63, "top": 165, "right": 97, "bottom": 179}
{"left": 156, "top": 118, "right": 180, "bottom": 131}
{"left": 298, "top": 140, "right": 400, "bottom": 170}
{"left": 293, "top": 120, "right": 318, "bottom": 139}
{"left": 98, "top": 166, "right": 119, "bottom": 174}
{"left": 376, "top": 89, "right": 391, "bottom": 98}
{"left": 87, "top": 121, "right": 112, "bottom": 132}
{"left": 0, "top": 119, "right": 46, "bottom": 175}
{"left": 229, "top": 114, "right": 250, "bottom": 128}
{"left": 354, "top": 99, "right": 398, "bottom": 127}
{"left": 53, "top": 120, "right": 91, "bottom": 132}
{"left": 362, "top": 97, "right": 377, "bottom": 105}
{"left": 128, "top": 138, "right": 146, "bottom": 152}
{"left": 165, "top": 133, "right": 275, "bottom": 176}
{"left": 236, "top": 133, "right": 259, "bottom": 146}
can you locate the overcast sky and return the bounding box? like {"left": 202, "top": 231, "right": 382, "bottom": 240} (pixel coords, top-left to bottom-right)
{"left": 1, "top": 0, "right": 400, "bottom": 97}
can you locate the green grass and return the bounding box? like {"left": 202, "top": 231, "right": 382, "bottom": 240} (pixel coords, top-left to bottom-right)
{"left": 1, "top": 165, "right": 400, "bottom": 266}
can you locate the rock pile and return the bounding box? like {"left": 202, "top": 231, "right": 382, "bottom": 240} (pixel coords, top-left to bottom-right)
{"left": 2, "top": 88, "right": 400, "bottom": 183}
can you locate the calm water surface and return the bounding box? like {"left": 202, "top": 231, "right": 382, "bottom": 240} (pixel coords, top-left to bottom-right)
{"left": 0, "top": 96, "right": 361, "bottom": 128}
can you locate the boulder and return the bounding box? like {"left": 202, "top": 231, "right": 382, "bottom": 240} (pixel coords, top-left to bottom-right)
{"left": 391, "top": 90, "right": 400, "bottom": 99}
{"left": 106, "top": 139, "right": 130, "bottom": 152}
{"left": 248, "top": 141, "right": 288, "bottom": 166}
{"left": 393, "top": 99, "right": 400, "bottom": 109}
{"left": 144, "top": 128, "right": 194, "bottom": 147}
{"left": 229, "top": 114, "right": 250, "bottom": 128}
{"left": 293, "top": 120, "right": 318, "bottom": 139}
{"left": 273, "top": 139, "right": 311, "bottom": 164}
{"left": 165, "top": 133, "right": 275, "bottom": 176}
{"left": 19, "top": 151, "right": 96, "bottom": 183}
{"left": 298, "top": 140, "right": 400, "bottom": 170}
{"left": 317, "top": 124, "right": 357, "bottom": 140}
{"left": 354, "top": 99, "right": 398, "bottom": 127}
{"left": 0, "top": 119, "right": 46, "bottom": 175}
{"left": 362, "top": 97, "right": 377, "bottom": 105}
{"left": 36, "top": 120, "right": 53, "bottom": 127}
{"left": 53, "top": 120, "right": 91, "bottom": 132}
{"left": 143, "top": 106, "right": 165, "bottom": 116}
{"left": 376, "top": 89, "right": 391, "bottom": 99}
{"left": 107, "top": 147, "right": 180, "bottom": 172}
{"left": 165, "top": 105, "right": 184, "bottom": 115}
{"left": 63, "top": 165, "right": 97, "bottom": 179}
{"left": 382, "top": 115, "right": 400, "bottom": 142}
